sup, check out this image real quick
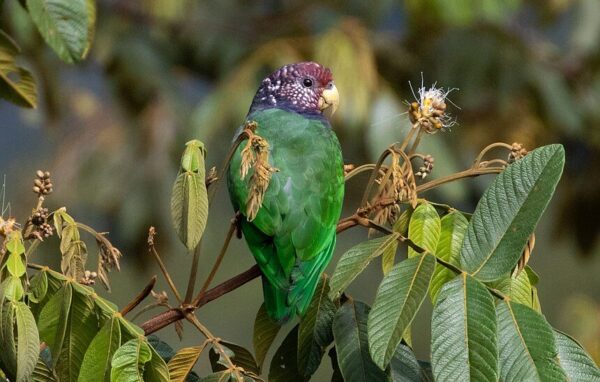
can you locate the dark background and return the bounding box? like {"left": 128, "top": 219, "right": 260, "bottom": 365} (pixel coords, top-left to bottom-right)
{"left": 1, "top": 0, "right": 599, "bottom": 377}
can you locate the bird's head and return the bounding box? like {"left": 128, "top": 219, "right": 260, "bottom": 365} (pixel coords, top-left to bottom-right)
{"left": 249, "top": 62, "right": 339, "bottom": 118}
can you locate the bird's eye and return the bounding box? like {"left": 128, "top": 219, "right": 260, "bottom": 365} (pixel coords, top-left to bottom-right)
{"left": 302, "top": 78, "right": 313, "bottom": 88}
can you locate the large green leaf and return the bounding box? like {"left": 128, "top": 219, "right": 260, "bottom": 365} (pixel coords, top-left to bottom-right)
{"left": 460, "top": 145, "right": 565, "bottom": 281}
{"left": 333, "top": 300, "right": 386, "bottom": 382}
{"left": 28, "top": 270, "right": 48, "bottom": 304}
{"left": 429, "top": 211, "right": 467, "bottom": 303}
{"left": 269, "top": 326, "right": 305, "bottom": 382}
{"left": 554, "top": 330, "right": 600, "bottom": 381}
{"left": 0, "top": 30, "right": 36, "bottom": 108}
{"left": 167, "top": 345, "right": 205, "bottom": 382}
{"left": 389, "top": 343, "right": 422, "bottom": 382}
{"left": 14, "top": 302, "right": 40, "bottom": 382}
{"left": 367, "top": 253, "right": 435, "bottom": 369}
{"left": 171, "top": 141, "right": 209, "bottom": 251}
{"left": 78, "top": 315, "right": 121, "bottom": 382}
{"left": 252, "top": 303, "right": 280, "bottom": 371}
{"left": 26, "top": 0, "right": 93, "bottom": 63}
{"left": 143, "top": 346, "right": 170, "bottom": 382}
{"left": 110, "top": 338, "right": 152, "bottom": 382}
{"left": 298, "top": 275, "right": 336, "bottom": 377}
{"left": 1, "top": 300, "right": 17, "bottom": 373}
{"left": 329, "top": 233, "right": 399, "bottom": 299}
{"left": 496, "top": 300, "right": 566, "bottom": 381}
{"left": 431, "top": 274, "right": 498, "bottom": 381}
{"left": 209, "top": 341, "right": 259, "bottom": 376}
{"left": 407, "top": 203, "right": 441, "bottom": 258}
{"left": 38, "top": 282, "right": 73, "bottom": 366}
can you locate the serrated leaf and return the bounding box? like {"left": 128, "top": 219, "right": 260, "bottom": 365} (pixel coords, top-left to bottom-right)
{"left": 407, "top": 203, "right": 441, "bottom": 258}
{"left": 333, "top": 300, "right": 386, "bottom": 382}
{"left": 329, "top": 233, "right": 399, "bottom": 299}
{"left": 554, "top": 330, "right": 600, "bottom": 381}
{"left": 171, "top": 171, "right": 209, "bottom": 251}
{"left": 167, "top": 345, "right": 206, "bottom": 382}
{"left": 496, "top": 300, "right": 566, "bottom": 381}
{"left": 460, "top": 145, "right": 565, "bottom": 281}
{"left": 298, "top": 275, "right": 336, "bottom": 377}
{"left": 209, "top": 341, "right": 259, "bottom": 375}
{"left": 431, "top": 274, "right": 498, "bottom": 381}
{"left": 110, "top": 338, "right": 152, "bottom": 382}
{"left": 488, "top": 269, "right": 532, "bottom": 307}
{"left": 26, "top": 0, "right": 91, "bottom": 63}
{"left": 143, "top": 346, "right": 170, "bottom": 382}
{"left": 0, "top": 30, "right": 37, "bottom": 108}
{"left": 28, "top": 270, "right": 48, "bottom": 303}
{"left": 78, "top": 315, "right": 121, "bottom": 382}
{"left": 13, "top": 302, "right": 41, "bottom": 382}
{"left": 252, "top": 303, "right": 280, "bottom": 371}
{"left": 269, "top": 326, "right": 305, "bottom": 382}
{"left": 368, "top": 253, "right": 435, "bottom": 369}
{"left": 429, "top": 211, "right": 467, "bottom": 303}
{"left": 389, "top": 343, "right": 422, "bottom": 382}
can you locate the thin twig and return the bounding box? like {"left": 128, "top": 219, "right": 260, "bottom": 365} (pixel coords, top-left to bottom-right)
{"left": 473, "top": 142, "right": 513, "bottom": 167}
{"left": 416, "top": 167, "right": 505, "bottom": 193}
{"left": 120, "top": 276, "right": 157, "bottom": 316}
{"left": 148, "top": 227, "right": 183, "bottom": 303}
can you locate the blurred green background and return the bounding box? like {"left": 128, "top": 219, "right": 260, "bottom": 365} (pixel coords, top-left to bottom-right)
{"left": 2, "top": 0, "right": 599, "bottom": 377}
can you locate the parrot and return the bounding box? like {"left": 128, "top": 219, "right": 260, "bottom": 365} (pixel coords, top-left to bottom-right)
{"left": 227, "top": 62, "right": 344, "bottom": 322}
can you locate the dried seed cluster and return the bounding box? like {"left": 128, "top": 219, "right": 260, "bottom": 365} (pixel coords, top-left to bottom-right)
{"left": 30, "top": 207, "right": 53, "bottom": 238}
{"left": 415, "top": 155, "right": 435, "bottom": 179}
{"left": 409, "top": 85, "right": 456, "bottom": 134}
{"left": 33, "top": 170, "right": 53, "bottom": 195}
{"left": 508, "top": 142, "right": 528, "bottom": 163}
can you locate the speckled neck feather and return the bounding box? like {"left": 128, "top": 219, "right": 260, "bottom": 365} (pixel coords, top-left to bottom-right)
{"left": 248, "top": 62, "right": 333, "bottom": 117}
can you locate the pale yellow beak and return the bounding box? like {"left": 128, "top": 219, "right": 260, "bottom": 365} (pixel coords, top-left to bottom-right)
{"left": 319, "top": 83, "right": 339, "bottom": 117}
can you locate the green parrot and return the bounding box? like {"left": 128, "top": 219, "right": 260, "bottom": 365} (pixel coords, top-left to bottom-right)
{"left": 228, "top": 62, "right": 344, "bottom": 322}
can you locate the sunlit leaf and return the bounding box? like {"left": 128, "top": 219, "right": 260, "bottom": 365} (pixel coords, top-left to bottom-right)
{"left": 368, "top": 253, "right": 435, "bottom": 369}
{"left": 407, "top": 203, "right": 441, "bottom": 258}
{"left": 554, "top": 330, "right": 600, "bottom": 381}
{"left": 333, "top": 300, "right": 386, "bottom": 382}
{"left": 431, "top": 274, "right": 498, "bottom": 381}
{"left": 167, "top": 345, "right": 206, "bottom": 382}
{"left": 429, "top": 211, "right": 467, "bottom": 303}
{"left": 488, "top": 269, "right": 532, "bottom": 307}
{"left": 110, "top": 338, "right": 152, "bottom": 382}
{"left": 252, "top": 303, "right": 280, "bottom": 371}
{"left": 496, "top": 300, "right": 566, "bottom": 381}
{"left": 461, "top": 145, "right": 565, "bottom": 281}
{"left": 329, "top": 233, "right": 399, "bottom": 299}
{"left": 78, "top": 315, "right": 121, "bottom": 382}
{"left": 0, "top": 30, "right": 36, "bottom": 108}
{"left": 26, "top": 0, "right": 92, "bottom": 63}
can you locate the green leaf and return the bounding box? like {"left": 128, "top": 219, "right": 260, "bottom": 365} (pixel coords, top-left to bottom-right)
{"left": 28, "top": 270, "right": 48, "bottom": 303}
{"left": 110, "top": 338, "right": 152, "bottom": 382}
{"left": 209, "top": 342, "right": 259, "bottom": 375}
{"left": 32, "top": 355, "right": 57, "bottom": 382}
{"left": 143, "top": 346, "right": 170, "bottom": 382}
{"left": 167, "top": 346, "right": 205, "bottom": 382}
{"left": 429, "top": 211, "right": 468, "bottom": 303}
{"left": 488, "top": 269, "right": 532, "bottom": 307}
{"left": 431, "top": 274, "right": 498, "bottom": 381}
{"left": 6, "top": 252, "right": 26, "bottom": 277}
{"left": 380, "top": 239, "right": 398, "bottom": 276}
{"left": 525, "top": 266, "right": 540, "bottom": 286}
{"left": 5, "top": 231, "right": 25, "bottom": 255}
{"left": 328, "top": 347, "right": 344, "bottom": 382}
{"left": 252, "top": 303, "right": 280, "bottom": 371}
{"left": 333, "top": 300, "right": 386, "bottom": 382}
{"left": 14, "top": 302, "right": 41, "bottom": 382}
{"left": 199, "top": 371, "right": 232, "bottom": 382}
{"left": 269, "top": 326, "right": 305, "bottom": 382}
{"left": 1, "top": 300, "right": 18, "bottom": 373}
{"left": 298, "top": 275, "right": 336, "bottom": 377}
{"left": 0, "top": 30, "right": 37, "bottom": 108}
{"left": 30, "top": 269, "right": 64, "bottom": 318}
{"left": 1, "top": 276, "right": 24, "bottom": 302}
{"left": 554, "top": 330, "right": 600, "bottom": 381}
{"left": 38, "top": 282, "right": 73, "bottom": 366}
{"left": 460, "top": 145, "right": 565, "bottom": 281}
{"left": 496, "top": 300, "right": 566, "bottom": 381}
{"left": 78, "top": 315, "right": 121, "bottom": 382}
{"left": 329, "top": 233, "right": 399, "bottom": 299}
{"left": 407, "top": 203, "right": 441, "bottom": 258}
{"left": 26, "top": 0, "right": 92, "bottom": 63}
{"left": 389, "top": 343, "right": 422, "bottom": 382}
{"left": 368, "top": 253, "right": 435, "bottom": 369}
{"left": 171, "top": 171, "right": 209, "bottom": 251}
{"left": 180, "top": 140, "right": 207, "bottom": 173}
{"left": 147, "top": 336, "right": 176, "bottom": 363}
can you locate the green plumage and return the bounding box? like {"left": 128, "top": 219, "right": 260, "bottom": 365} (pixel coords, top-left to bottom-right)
{"left": 228, "top": 108, "right": 344, "bottom": 322}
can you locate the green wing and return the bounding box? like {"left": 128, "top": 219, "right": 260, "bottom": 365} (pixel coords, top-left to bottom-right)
{"left": 228, "top": 108, "right": 344, "bottom": 321}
